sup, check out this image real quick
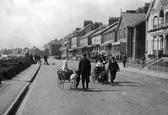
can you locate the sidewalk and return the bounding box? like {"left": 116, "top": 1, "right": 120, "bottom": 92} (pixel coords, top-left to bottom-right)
{"left": 118, "top": 62, "right": 168, "bottom": 80}
{"left": 0, "top": 64, "right": 40, "bottom": 115}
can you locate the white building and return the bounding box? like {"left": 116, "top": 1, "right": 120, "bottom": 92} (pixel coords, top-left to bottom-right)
{"left": 146, "top": 0, "right": 168, "bottom": 57}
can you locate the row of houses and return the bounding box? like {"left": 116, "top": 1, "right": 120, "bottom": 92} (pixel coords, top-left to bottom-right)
{"left": 57, "top": 0, "right": 168, "bottom": 60}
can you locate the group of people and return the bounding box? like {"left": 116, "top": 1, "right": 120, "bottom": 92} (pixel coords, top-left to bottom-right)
{"left": 62, "top": 52, "right": 120, "bottom": 92}
{"left": 29, "top": 55, "right": 49, "bottom": 65}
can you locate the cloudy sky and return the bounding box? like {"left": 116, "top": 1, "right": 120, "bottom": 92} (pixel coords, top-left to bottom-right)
{"left": 0, "top": 0, "right": 151, "bottom": 50}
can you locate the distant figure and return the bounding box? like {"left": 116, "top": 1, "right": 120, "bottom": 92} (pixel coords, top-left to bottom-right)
{"left": 108, "top": 57, "right": 120, "bottom": 86}
{"left": 78, "top": 52, "right": 91, "bottom": 92}
{"left": 122, "top": 54, "right": 127, "bottom": 68}
{"left": 30, "top": 55, "right": 35, "bottom": 64}
{"left": 37, "top": 55, "right": 41, "bottom": 65}
{"left": 62, "top": 58, "right": 69, "bottom": 71}
{"left": 139, "top": 56, "right": 145, "bottom": 70}
{"left": 44, "top": 55, "right": 49, "bottom": 65}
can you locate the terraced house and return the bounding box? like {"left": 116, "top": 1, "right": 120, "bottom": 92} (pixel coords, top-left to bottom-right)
{"left": 116, "top": 11, "right": 146, "bottom": 59}
{"left": 146, "top": 0, "right": 168, "bottom": 57}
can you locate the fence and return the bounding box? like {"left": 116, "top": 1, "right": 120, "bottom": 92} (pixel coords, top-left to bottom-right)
{"left": 127, "top": 58, "right": 168, "bottom": 73}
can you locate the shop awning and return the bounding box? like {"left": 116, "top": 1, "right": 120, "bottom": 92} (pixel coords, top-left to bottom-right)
{"left": 112, "top": 39, "right": 126, "bottom": 45}
{"left": 62, "top": 41, "right": 69, "bottom": 45}
{"left": 87, "top": 44, "right": 99, "bottom": 48}
{"left": 100, "top": 40, "right": 113, "bottom": 46}
{"left": 68, "top": 49, "right": 74, "bottom": 51}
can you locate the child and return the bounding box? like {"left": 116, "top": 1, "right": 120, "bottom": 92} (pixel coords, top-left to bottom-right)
{"left": 62, "top": 58, "right": 68, "bottom": 71}
{"left": 95, "top": 58, "right": 103, "bottom": 67}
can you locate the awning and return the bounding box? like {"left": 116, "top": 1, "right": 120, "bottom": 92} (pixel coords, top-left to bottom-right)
{"left": 100, "top": 40, "right": 113, "bottom": 46}
{"left": 112, "top": 39, "right": 126, "bottom": 45}
{"left": 68, "top": 49, "right": 74, "bottom": 51}
{"left": 62, "top": 40, "right": 69, "bottom": 45}
{"left": 87, "top": 44, "right": 99, "bottom": 48}
{"left": 78, "top": 45, "right": 87, "bottom": 49}
{"left": 112, "top": 42, "right": 120, "bottom": 45}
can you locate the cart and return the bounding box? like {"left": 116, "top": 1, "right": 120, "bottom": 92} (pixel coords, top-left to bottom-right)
{"left": 57, "top": 69, "right": 73, "bottom": 90}
{"left": 91, "top": 66, "right": 109, "bottom": 84}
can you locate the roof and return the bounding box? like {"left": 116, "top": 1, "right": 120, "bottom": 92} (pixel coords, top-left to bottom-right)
{"left": 77, "top": 23, "right": 93, "bottom": 36}
{"left": 80, "top": 30, "right": 94, "bottom": 39}
{"left": 80, "top": 27, "right": 101, "bottom": 39}
{"left": 146, "top": 0, "right": 168, "bottom": 20}
{"left": 90, "top": 23, "right": 119, "bottom": 37}
{"left": 160, "top": 0, "right": 168, "bottom": 6}
{"left": 121, "top": 13, "right": 146, "bottom": 27}
{"left": 103, "top": 24, "right": 118, "bottom": 34}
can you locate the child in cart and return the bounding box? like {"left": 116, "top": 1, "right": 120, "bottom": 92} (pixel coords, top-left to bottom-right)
{"left": 61, "top": 58, "right": 73, "bottom": 78}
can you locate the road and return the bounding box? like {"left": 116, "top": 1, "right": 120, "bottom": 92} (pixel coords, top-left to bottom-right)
{"left": 16, "top": 58, "right": 168, "bottom": 115}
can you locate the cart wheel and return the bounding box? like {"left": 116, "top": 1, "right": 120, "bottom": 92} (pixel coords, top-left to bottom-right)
{"left": 57, "top": 78, "right": 64, "bottom": 90}
{"left": 91, "top": 72, "right": 95, "bottom": 83}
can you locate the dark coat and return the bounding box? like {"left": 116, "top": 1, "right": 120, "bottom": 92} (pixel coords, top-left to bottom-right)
{"left": 78, "top": 57, "right": 91, "bottom": 76}
{"left": 122, "top": 55, "right": 127, "bottom": 62}
{"left": 108, "top": 61, "right": 120, "bottom": 72}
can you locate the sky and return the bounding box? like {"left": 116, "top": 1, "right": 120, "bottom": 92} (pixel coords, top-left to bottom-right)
{"left": 0, "top": 0, "right": 151, "bottom": 50}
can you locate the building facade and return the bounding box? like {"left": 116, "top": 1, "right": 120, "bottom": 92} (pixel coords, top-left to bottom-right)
{"left": 146, "top": 0, "right": 168, "bottom": 57}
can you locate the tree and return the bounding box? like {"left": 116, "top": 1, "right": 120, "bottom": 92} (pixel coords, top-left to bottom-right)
{"left": 136, "top": 7, "right": 144, "bottom": 13}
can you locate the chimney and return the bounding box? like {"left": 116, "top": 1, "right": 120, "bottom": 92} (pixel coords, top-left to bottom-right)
{"left": 143, "top": 3, "right": 150, "bottom": 13}
{"left": 93, "top": 22, "right": 102, "bottom": 30}
{"left": 84, "top": 20, "right": 92, "bottom": 27}
{"left": 108, "top": 17, "right": 119, "bottom": 25}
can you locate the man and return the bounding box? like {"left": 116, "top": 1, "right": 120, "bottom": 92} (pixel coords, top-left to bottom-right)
{"left": 108, "top": 57, "right": 120, "bottom": 86}
{"left": 78, "top": 52, "right": 91, "bottom": 91}
{"left": 122, "top": 54, "right": 127, "bottom": 68}
{"left": 44, "top": 55, "right": 49, "bottom": 65}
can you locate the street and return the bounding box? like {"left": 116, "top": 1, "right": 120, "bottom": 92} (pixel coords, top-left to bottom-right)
{"left": 16, "top": 58, "right": 168, "bottom": 115}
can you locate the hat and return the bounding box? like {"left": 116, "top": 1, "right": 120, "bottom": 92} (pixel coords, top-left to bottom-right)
{"left": 111, "top": 57, "right": 115, "bottom": 60}
{"left": 82, "top": 52, "right": 87, "bottom": 57}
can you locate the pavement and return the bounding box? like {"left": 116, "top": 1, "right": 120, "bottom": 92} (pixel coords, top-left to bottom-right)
{"left": 117, "top": 62, "right": 168, "bottom": 80}
{"left": 0, "top": 60, "right": 167, "bottom": 115}
{"left": 0, "top": 64, "right": 40, "bottom": 115}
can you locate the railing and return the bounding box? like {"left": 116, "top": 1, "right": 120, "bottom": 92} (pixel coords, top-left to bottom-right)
{"left": 127, "top": 58, "right": 168, "bottom": 73}
{"left": 148, "top": 59, "right": 168, "bottom": 72}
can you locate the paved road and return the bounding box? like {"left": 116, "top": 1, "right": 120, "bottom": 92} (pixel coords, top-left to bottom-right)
{"left": 16, "top": 58, "right": 168, "bottom": 115}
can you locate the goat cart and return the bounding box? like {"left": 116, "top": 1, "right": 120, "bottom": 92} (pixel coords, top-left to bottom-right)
{"left": 57, "top": 69, "right": 73, "bottom": 90}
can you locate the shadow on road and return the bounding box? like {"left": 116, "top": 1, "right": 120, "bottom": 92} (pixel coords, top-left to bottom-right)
{"left": 113, "top": 81, "right": 138, "bottom": 87}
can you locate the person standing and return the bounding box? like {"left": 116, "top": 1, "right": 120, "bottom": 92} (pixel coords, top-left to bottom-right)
{"left": 44, "top": 55, "right": 49, "bottom": 65}
{"left": 122, "top": 54, "right": 127, "bottom": 68}
{"left": 78, "top": 52, "right": 91, "bottom": 91}
{"left": 108, "top": 57, "right": 120, "bottom": 86}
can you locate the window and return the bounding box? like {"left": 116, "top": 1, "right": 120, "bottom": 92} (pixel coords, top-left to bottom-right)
{"left": 122, "top": 46, "right": 125, "bottom": 50}
{"left": 114, "top": 46, "right": 116, "bottom": 51}
{"left": 153, "top": 16, "right": 158, "bottom": 29}
{"left": 166, "top": 12, "right": 168, "bottom": 25}
{"left": 119, "top": 29, "right": 121, "bottom": 39}
{"left": 124, "top": 27, "right": 127, "bottom": 38}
